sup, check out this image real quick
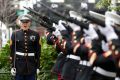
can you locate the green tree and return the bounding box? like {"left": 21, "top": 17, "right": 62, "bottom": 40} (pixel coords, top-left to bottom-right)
{"left": 0, "top": 41, "right": 12, "bottom": 80}
{"left": 96, "top": 0, "right": 120, "bottom": 11}
{"left": 0, "top": 41, "right": 10, "bottom": 70}
{"left": 38, "top": 37, "right": 57, "bottom": 80}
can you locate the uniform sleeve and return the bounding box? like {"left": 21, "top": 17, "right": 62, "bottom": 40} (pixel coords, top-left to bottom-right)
{"left": 94, "top": 54, "right": 109, "bottom": 65}
{"left": 88, "top": 39, "right": 103, "bottom": 66}
{"left": 46, "top": 32, "right": 55, "bottom": 45}
{"left": 46, "top": 32, "right": 58, "bottom": 45}
{"left": 10, "top": 32, "right": 15, "bottom": 67}
{"left": 35, "top": 33, "right": 41, "bottom": 69}
{"left": 91, "top": 39, "right": 103, "bottom": 54}
{"left": 109, "top": 39, "right": 120, "bottom": 58}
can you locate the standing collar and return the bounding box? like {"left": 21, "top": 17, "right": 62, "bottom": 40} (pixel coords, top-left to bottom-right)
{"left": 21, "top": 29, "right": 30, "bottom": 32}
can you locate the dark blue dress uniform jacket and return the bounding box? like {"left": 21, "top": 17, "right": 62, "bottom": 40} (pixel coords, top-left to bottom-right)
{"left": 10, "top": 29, "right": 41, "bottom": 75}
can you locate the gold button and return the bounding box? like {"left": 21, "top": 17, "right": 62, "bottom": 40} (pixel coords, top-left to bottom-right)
{"left": 25, "top": 43, "right": 27, "bottom": 45}
{"left": 25, "top": 36, "right": 27, "bottom": 38}
{"left": 74, "top": 40, "right": 77, "bottom": 43}
{"left": 61, "top": 44, "right": 63, "bottom": 46}
{"left": 115, "top": 50, "right": 119, "bottom": 55}
{"left": 24, "top": 33, "right": 27, "bottom": 35}
{"left": 24, "top": 53, "right": 27, "bottom": 56}
{"left": 73, "top": 36, "right": 76, "bottom": 39}
{"left": 25, "top": 46, "right": 27, "bottom": 49}
{"left": 111, "top": 45, "right": 115, "bottom": 50}
{"left": 26, "top": 50, "right": 28, "bottom": 52}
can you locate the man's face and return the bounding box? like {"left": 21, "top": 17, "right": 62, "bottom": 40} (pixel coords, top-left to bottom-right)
{"left": 20, "top": 20, "right": 31, "bottom": 30}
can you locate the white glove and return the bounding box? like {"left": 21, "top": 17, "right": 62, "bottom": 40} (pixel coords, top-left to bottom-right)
{"left": 11, "top": 68, "right": 16, "bottom": 76}
{"left": 81, "top": 2, "right": 88, "bottom": 9}
{"left": 52, "top": 29, "right": 61, "bottom": 37}
{"left": 83, "top": 24, "right": 98, "bottom": 40}
{"left": 115, "top": 77, "right": 120, "bottom": 80}
{"left": 98, "top": 25, "right": 118, "bottom": 41}
{"left": 68, "top": 22, "right": 80, "bottom": 31}
{"left": 99, "top": 12, "right": 119, "bottom": 41}
{"left": 52, "top": 23, "right": 59, "bottom": 29}
{"left": 58, "top": 20, "right": 66, "bottom": 31}
{"left": 37, "top": 69, "right": 40, "bottom": 74}
{"left": 84, "top": 36, "right": 92, "bottom": 44}
{"left": 101, "top": 40, "right": 109, "bottom": 52}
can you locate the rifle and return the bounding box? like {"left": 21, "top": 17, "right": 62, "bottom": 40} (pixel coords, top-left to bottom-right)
{"left": 26, "top": 15, "right": 56, "bottom": 32}
{"left": 38, "top": 3, "right": 89, "bottom": 30}
{"left": 39, "top": 2, "right": 105, "bottom": 28}
{"left": 24, "top": 7, "right": 58, "bottom": 25}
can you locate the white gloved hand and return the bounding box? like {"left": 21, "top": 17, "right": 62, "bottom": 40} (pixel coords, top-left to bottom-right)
{"left": 58, "top": 20, "right": 66, "bottom": 31}
{"left": 11, "top": 68, "right": 16, "bottom": 76}
{"left": 52, "top": 29, "right": 61, "bottom": 37}
{"left": 52, "top": 23, "right": 58, "bottom": 29}
{"left": 37, "top": 69, "right": 40, "bottom": 74}
{"left": 84, "top": 36, "right": 92, "bottom": 44}
{"left": 81, "top": 2, "right": 88, "bottom": 10}
{"left": 115, "top": 77, "right": 120, "bottom": 80}
{"left": 98, "top": 25, "right": 118, "bottom": 41}
{"left": 101, "top": 40, "right": 109, "bottom": 52}
{"left": 68, "top": 22, "right": 80, "bottom": 31}
{"left": 99, "top": 12, "right": 119, "bottom": 41}
{"left": 83, "top": 24, "right": 98, "bottom": 40}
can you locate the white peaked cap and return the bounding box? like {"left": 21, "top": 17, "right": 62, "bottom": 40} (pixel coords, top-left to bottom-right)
{"left": 18, "top": 14, "right": 32, "bottom": 21}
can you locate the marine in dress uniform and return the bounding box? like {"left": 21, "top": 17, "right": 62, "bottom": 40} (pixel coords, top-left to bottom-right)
{"left": 46, "top": 30, "right": 66, "bottom": 74}
{"left": 46, "top": 21, "right": 69, "bottom": 80}
{"left": 105, "top": 12, "right": 120, "bottom": 80}
{"left": 61, "top": 22, "right": 82, "bottom": 80}
{"left": 10, "top": 14, "right": 41, "bottom": 80}
{"left": 75, "top": 22, "right": 99, "bottom": 80}
{"left": 89, "top": 11, "right": 118, "bottom": 80}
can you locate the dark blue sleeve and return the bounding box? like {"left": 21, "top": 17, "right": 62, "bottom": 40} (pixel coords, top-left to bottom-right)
{"left": 35, "top": 33, "right": 41, "bottom": 69}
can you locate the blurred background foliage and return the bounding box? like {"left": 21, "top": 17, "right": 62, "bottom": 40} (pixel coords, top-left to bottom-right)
{"left": 0, "top": 40, "right": 10, "bottom": 70}
{"left": 39, "top": 37, "right": 57, "bottom": 80}
{"left": 96, "top": 0, "right": 111, "bottom": 9}
{"left": 96, "top": 0, "right": 120, "bottom": 11}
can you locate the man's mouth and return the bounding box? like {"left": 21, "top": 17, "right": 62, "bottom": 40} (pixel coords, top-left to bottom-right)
{"left": 24, "top": 26, "right": 27, "bottom": 28}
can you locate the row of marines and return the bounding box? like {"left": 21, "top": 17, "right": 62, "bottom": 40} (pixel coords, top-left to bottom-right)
{"left": 46, "top": 11, "right": 120, "bottom": 80}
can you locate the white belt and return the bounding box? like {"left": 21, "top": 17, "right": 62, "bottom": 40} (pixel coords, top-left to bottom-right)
{"left": 67, "top": 54, "right": 81, "bottom": 60}
{"left": 115, "top": 77, "right": 120, "bottom": 80}
{"left": 79, "top": 60, "right": 91, "bottom": 66}
{"left": 16, "top": 52, "right": 34, "bottom": 56}
{"left": 93, "top": 67, "right": 116, "bottom": 77}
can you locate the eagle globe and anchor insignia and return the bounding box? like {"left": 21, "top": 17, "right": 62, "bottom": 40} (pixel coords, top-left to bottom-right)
{"left": 30, "top": 35, "right": 36, "bottom": 41}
